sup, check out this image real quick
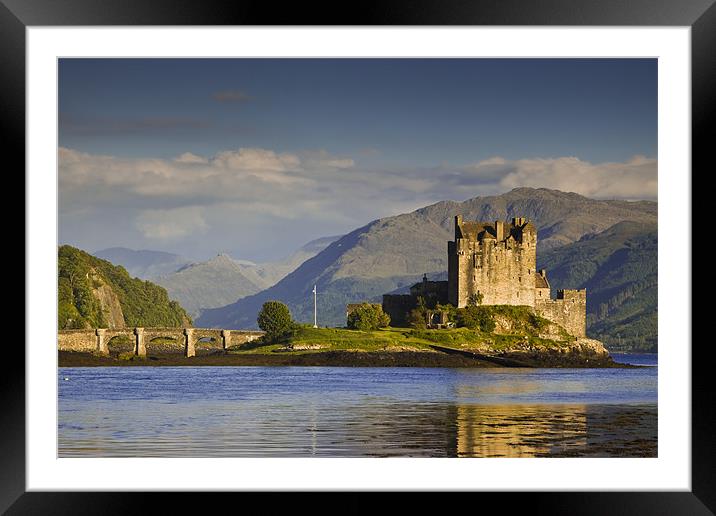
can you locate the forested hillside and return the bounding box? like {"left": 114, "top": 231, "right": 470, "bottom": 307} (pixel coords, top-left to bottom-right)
{"left": 58, "top": 245, "right": 191, "bottom": 329}
{"left": 538, "top": 221, "right": 657, "bottom": 351}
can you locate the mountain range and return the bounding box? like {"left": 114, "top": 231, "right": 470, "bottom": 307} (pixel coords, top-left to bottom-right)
{"left": 94, "top": 236, "right": 340, "bottom": 318}
{"left": 197, "top": 188, "right": 657, "bottom": 351}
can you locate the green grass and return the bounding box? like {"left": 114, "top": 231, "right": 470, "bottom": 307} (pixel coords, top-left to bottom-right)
{"left": 229, "top": 327, "right": 435, "bottom": 354}
{"left": 290, "top": 326, "right": 434, "bottom": 351}
{"left": 226, "top": 325, "right": 571, "bottom": 356}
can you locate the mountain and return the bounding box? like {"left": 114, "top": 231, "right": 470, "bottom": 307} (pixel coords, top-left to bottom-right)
{"left": 59, "top": 245, "right": 191, "bottom": 329}
{"left": 197, "top": 188, "right": 657, "bottom": 340}
{"left": 232, "top": 236, "right": 342, "bottom": 290}
{"left": 93, "top": 247, "right": 190, "bottom": 280}
{"left": 154, "top": 254, "right": 264, "bottom": 318}
{"left": 415, "top": 187, "right": 656, "bottom": 251}
{"left": 148, "top": 235, "right": 341, "bottom": 317}
{"left": 537, "top": 220, "right": 657, "bottom": 352}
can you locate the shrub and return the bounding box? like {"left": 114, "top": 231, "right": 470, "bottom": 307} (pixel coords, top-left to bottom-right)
{"left": 347, "top": 304, "right": 390, "bottom": 331}
{"left": 528, "top": 312, "right": 549, "bottom": 331}
{"left": 455, "top": 305, "right": 496, "bottom": 332}
{"left": 257, "top": 300, "right": 295, "bottom": 342}
{"left": 407, "top": 308, "right": 427, "bottom": 329}
{"left": 435, "top": 303, "right": 457, "bottom": 322}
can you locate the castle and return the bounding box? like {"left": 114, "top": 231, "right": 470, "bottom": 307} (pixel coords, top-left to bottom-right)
{"left": 382, "top": 215, "right": 587, "bottom": 337}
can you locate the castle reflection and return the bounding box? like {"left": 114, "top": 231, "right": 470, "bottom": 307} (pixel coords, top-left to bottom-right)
{"left": 455, "top": 404, "right": 589, "bottom": 457}
{"left": 300, "top": 401, "right": 656, "bottom": 458}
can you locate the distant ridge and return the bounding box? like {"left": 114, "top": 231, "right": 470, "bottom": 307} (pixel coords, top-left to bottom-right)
{"left": 154, "top": 253, "right": 264, "bottom": 317}
{"left": 93, "top": 247, "right": 190, "bottom": 280}
{"left": 151, "top": 235, "right": 342, "bottom": 318}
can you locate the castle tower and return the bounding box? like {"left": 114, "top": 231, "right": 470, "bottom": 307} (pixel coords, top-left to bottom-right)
{"left": 448, "top": 215, "right": 537, "bottom": 307}
{"left": 534, "top": 288, "right": 587, "bottom": 337}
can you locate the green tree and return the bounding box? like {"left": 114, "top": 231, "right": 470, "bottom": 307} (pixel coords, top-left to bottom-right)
{"left": 407, "top": 307, "right": 427, "bottom": 329}
{"left": 347, "top": 304, "right": 390, "bottom": 331}
{"left": 257, "top": 300, "right": 295, "bottom": 342}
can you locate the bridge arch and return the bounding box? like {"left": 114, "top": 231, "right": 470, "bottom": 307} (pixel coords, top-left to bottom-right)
{"left": 105, "top": 334, "right": 135, "bottom": 356}
{"left": 102, "top": 329, "right": 135, "bottom": 356}
{"left": 145, "top": 334, "right": 183, "bottom": 354}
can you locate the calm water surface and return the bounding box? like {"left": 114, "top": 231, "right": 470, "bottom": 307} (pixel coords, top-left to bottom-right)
{"left": 59, "top": 354, "right": 657, "bottom": 457}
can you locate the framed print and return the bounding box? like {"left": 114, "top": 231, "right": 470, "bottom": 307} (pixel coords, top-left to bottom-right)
{"left": 6, "top": 0, "right": 711, "bottom": 512}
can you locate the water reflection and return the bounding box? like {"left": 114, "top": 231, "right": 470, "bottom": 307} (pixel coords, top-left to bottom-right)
{"left": 58, "top": 367, "right": 657, "bottom": 458}
{"left": 59, "top": 399, "right": 656, "bottom": 458}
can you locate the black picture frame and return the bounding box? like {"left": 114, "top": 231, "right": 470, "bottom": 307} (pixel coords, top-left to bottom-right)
{"left": 5, "top": 0, "right": 709, "bottom": 512}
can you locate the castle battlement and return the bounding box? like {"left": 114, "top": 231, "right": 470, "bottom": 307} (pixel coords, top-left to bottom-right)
{"left": 454, "top": 215, "right": 536, "bottom": 245}
{"left": 556, "top": 289, "right": 587, "bottom": 301}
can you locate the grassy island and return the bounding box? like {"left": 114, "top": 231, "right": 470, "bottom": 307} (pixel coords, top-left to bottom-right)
{"left": 59, "top": 306, "right": 621, "bottom": 368}
{"left": 238, "top": 324, "right": 567, "bottom": 355}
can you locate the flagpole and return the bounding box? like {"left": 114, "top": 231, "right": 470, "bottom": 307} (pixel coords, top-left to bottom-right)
{"left": 313, "top": 285, "right": 318, "bottom": 328}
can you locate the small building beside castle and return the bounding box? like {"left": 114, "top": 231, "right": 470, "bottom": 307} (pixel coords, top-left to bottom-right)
{"left": 381, "top": 215, "right": 587, "bottom": 337}
{"left": 382, "top": 274, "right": 451, "bottom": 328}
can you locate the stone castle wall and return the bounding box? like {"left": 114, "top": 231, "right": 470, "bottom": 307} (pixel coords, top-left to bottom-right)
{"left": 382, "top": 294, "right": 418, "bottom": 328}
{"left": 382, "top": 215, "right": 588, "bottom": 338}
{"left": 535, "top": 289, "right": 587, "bottom": 338}
{"left": 448, "top": 216, "right": 537, "bottom": 308}
{"left": 446, "top": 215, "right": 587, "bottom": 338}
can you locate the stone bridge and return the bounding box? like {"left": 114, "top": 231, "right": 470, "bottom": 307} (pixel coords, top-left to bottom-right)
{"left": 58, "top": 327, "right": 265, "bottom": 358}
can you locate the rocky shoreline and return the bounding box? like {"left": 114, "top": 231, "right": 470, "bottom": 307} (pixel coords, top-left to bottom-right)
{"left": 58, "top": 347, "right": 633, "bottom": 368}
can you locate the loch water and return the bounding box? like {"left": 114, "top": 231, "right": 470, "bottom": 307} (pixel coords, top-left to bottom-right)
{"left": 58, "top": 354, "right": 657, "bottom": 458}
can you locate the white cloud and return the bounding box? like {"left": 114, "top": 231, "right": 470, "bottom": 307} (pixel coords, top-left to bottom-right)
{"left": 174, "top": 152, "right": 208, "bottom": 164}
{"left": 212, "top": 148, "right": 301, "bottom": 172}
{"left": 503, "top": 156, "right": 657, "bottom": 199}
{"left": 461, "top": 155, "right": 657, "bottom": 200}
{"left": 59, "top": 145, "right": 656, "bottom": 258}
{"left": 59, "top": 146, "right": 356, "bottom": 201}
{"left": 135, "top": 206, "right": 208, "bottom": 241}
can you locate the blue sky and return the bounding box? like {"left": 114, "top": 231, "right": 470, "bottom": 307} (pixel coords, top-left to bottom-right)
{"left": 58, "top": 58, "right": 657, "bottom": 262}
